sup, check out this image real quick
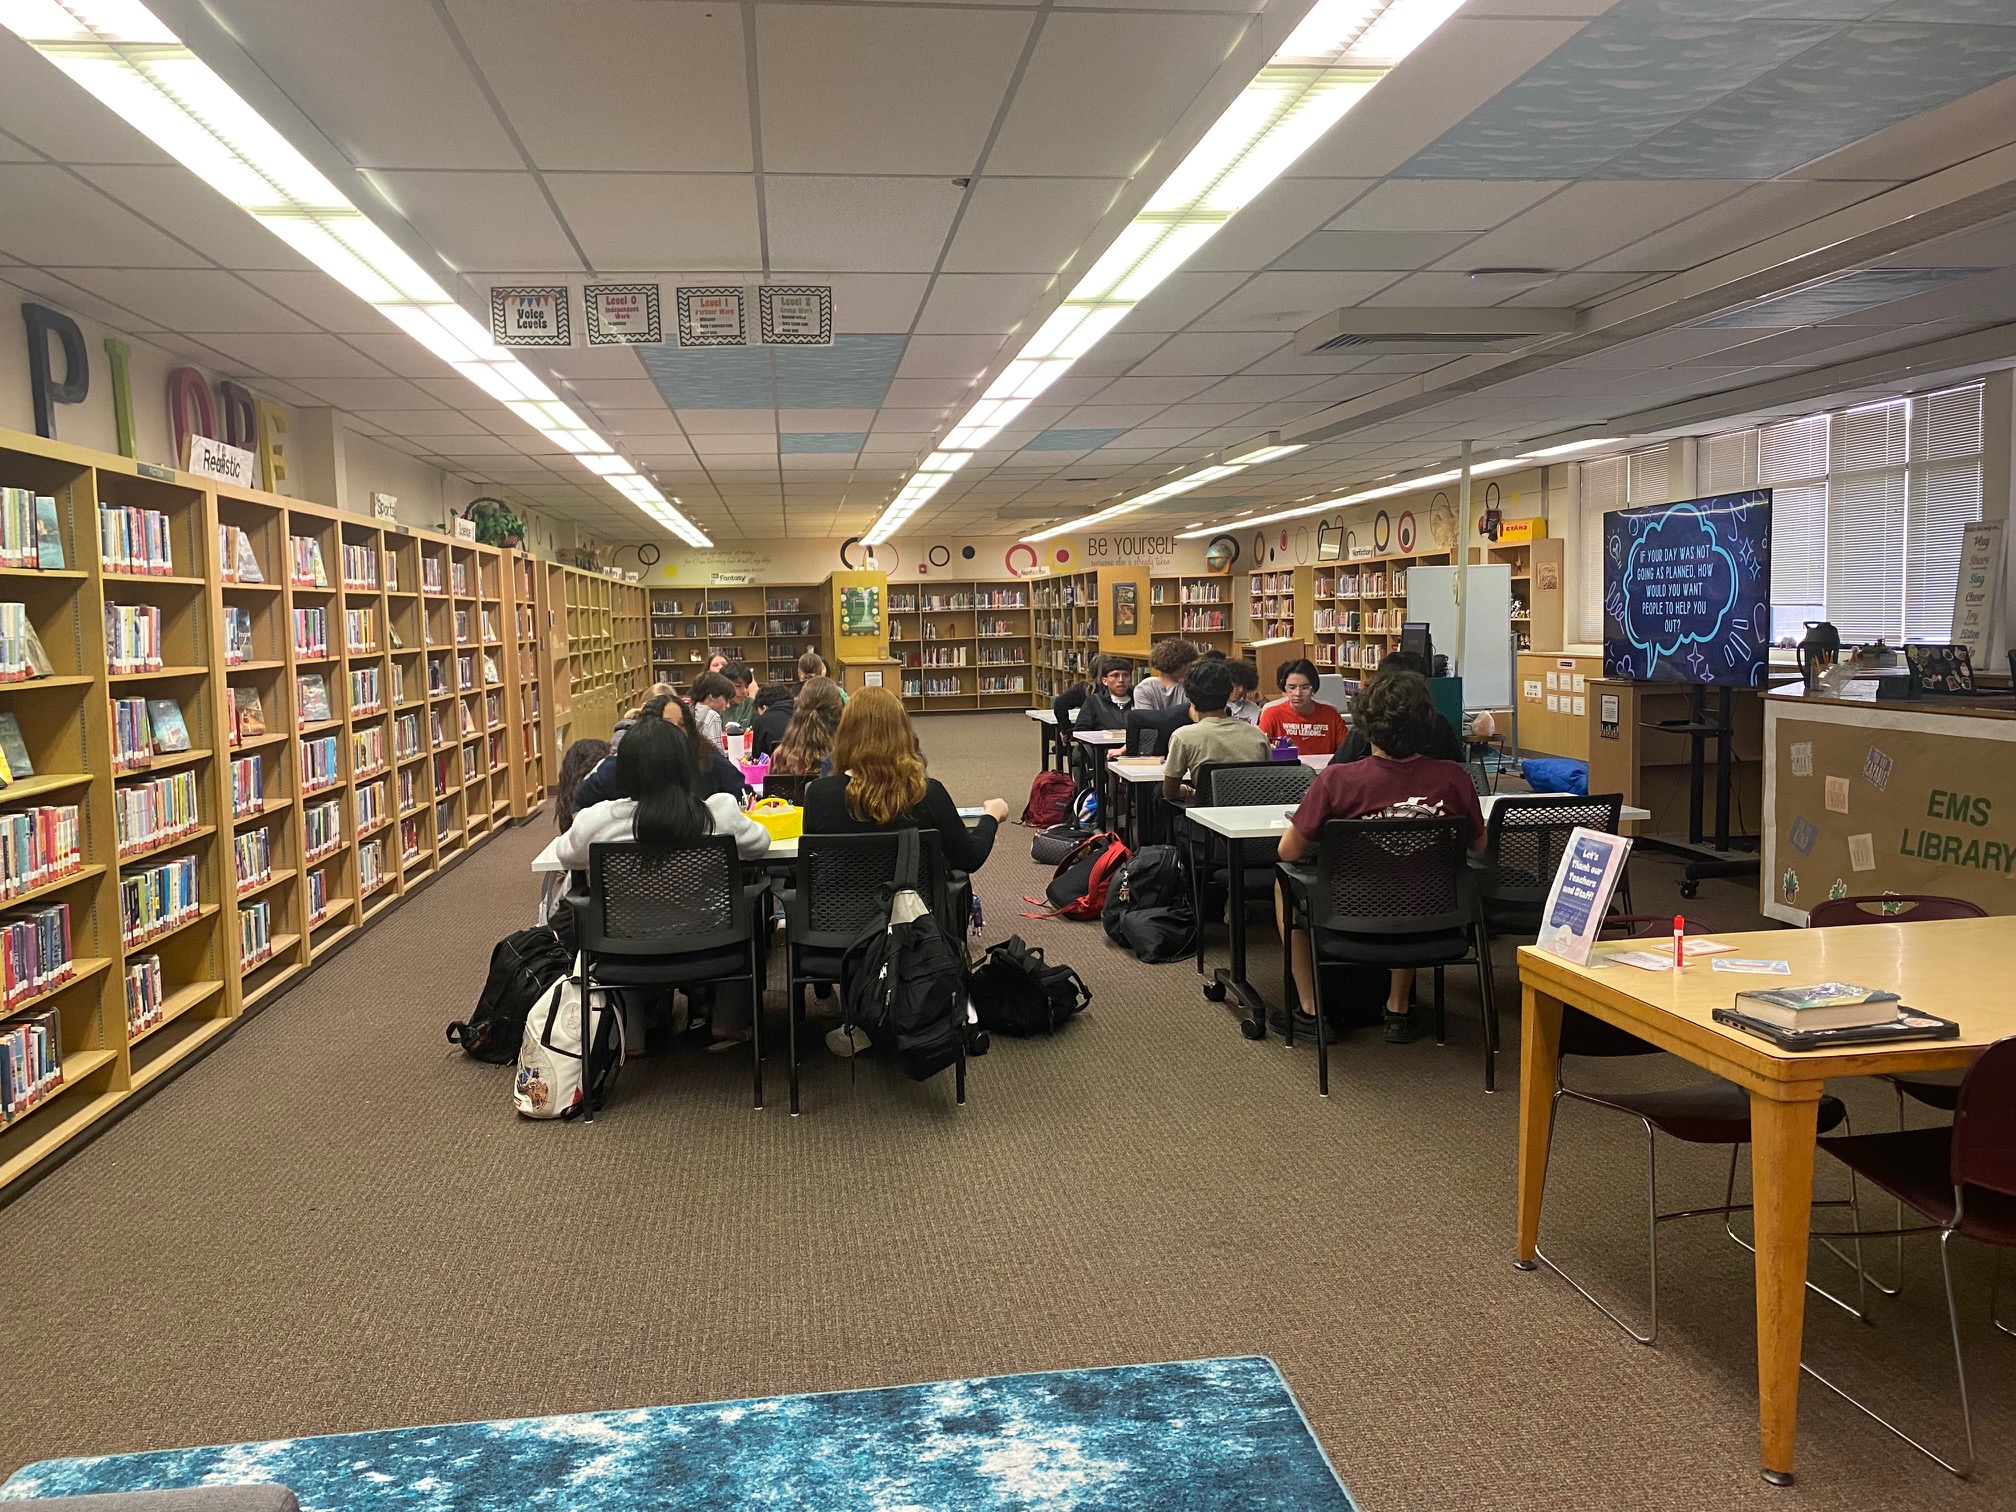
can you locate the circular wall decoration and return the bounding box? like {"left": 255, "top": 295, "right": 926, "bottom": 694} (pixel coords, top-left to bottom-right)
{"left": 1293, "top": 525, "right": 1309, "bottom": 563}
{"left": 1252, "top": 532, "right": 1266, "bottom": 565}
{"left": 1345, "top": 529, "right": 1358, "bottom": 557}
{"left": 1396, "top": 512, "right": 1416, "bottom": 553}
{"left": 636, "top": 542, "right": 662, "bottom": 567}
{"left": 839, "top": 536, "right": 864, "bottom": 569}
{"left": 961, "top": 545, "right": 975, "bottom": 560}
{"left": 1054, "top": 547, "right": 1071, "bottom": 565}
{"left": 927, "top": 544, "right": 950, "bottom": 568}
{"left": 1004, "top": 543, "right": 1039, "bottom": 576}
{"left": 1373, "top": 510, "right": 1391, "bottom": 552}
{"left": 1203, "top": 535, "right": 1239, "bottom": 573}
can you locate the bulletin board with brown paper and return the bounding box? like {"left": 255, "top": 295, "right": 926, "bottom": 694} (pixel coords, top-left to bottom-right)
{"left": 1761, "top": 696, "right": 2016, "bottom": 924}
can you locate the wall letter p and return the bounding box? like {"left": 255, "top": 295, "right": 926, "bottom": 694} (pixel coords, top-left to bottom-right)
{"left": 22, "top": 303, "right": 88, "bottom": 439}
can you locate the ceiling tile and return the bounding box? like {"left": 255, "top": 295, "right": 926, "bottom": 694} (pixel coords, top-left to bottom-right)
{"left": 913, "top": 273, "right": 1055, "bottom": 336}
{"left": 942, "top": 179, "right": 1126, "bottom": 275}
{"left": 1435, "top": 181, "right": 1748, "bottom": 270}
{"left": 199, "top": 333, "right": 397, "bottom": 379}
{"left": 1188, "top": 272, "right": 1403, "bottom": 332}
{"left": 1269, "top": 230, "right": 1480, "bottom": 272}
{"left": 985, "top": 10, "right": 1247, "bottom": 177}
{"left": 340, "top": 333, "right": 464, "bottom": 380}
{"left": 758, "top": 4, "right": 1033, "bottom": 174}
{"left": 766, "top": 177, "right": 964, "bottom": 273}
{"left": 203, "top": 0, "right": 521, "bottom": 169}
{"left": 295, "top": 377, "right": 456, "bottom": 409}
{"left": 60, "top": 269, "right": 318, "bottom": 332}
{"left": 75, "top": 166, "right": 319, "bottom": 272}
{"left": 241, "top": 271, "right": 389, "bottom": 334}
{"left": 368, "top": 171, "right": 582, "bottom": 271}
{"left": 1327, "top": 179, "right": 1567, "bottom": 232}
{"left": 446, "top": 0, "right": 753, "bottom": 171}
{"left": 0, "top": 166, "right": 208, "bottom": 269}
{"left": 0, "top": 34, "right": 171, "bottom": 164}
{"left": 546, "top": 174, "right": 761, "bottom": 271}
{"left": 895, "top": 334, "right": 1009, "bottom": 381}
{"left": 1187, "top": 179, "right": 1376, "bottom": 275}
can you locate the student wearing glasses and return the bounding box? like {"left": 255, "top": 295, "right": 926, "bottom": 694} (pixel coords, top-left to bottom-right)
{"left": 1075, "top": 655, "right": 1134, "bottom": 731}
{"left": 1258, "top": 659, "right": 1345, "bottom": 755}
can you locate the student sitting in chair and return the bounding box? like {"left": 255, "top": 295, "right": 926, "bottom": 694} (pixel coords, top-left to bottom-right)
{"left": 1332, "top": 652, "right": 1461, "bottom": 763}
{"left": 1131, "top": 639, "right": 1198, "bottom": 712}
{"left": 1226, "top": 659, "right": 1264, "bottom": 726}
{"left": 555, "top": 718, "right": 771, "bottom": 1051}
{"left": 1163, "top": 658, "right": 1270, "bottom": 804}
{"left": 1075, "top": 654, "right": 1133, "bottom": 731}
{"left": 723, "top": 662, "right": 757, "bottom": 730}
{"left": 687, "top": 670, "right": 736, "bottom": 750}
{"left": 573, "top": 693, "right": 749, "bottom": 808}
{"left": 1258, "top": 658, "right": 1345, "bottom": 756}
{"left": 750, "top": 682, "right": 797, "bottom": 758}
{"left": 769, "top": 676, "right": 845, "bottom": 777}
{"left": 1276, "top": 670, "right": 1484, "bottom": 1045}
{"left": 798, "top": 650, "right": 847, "bottom": 701}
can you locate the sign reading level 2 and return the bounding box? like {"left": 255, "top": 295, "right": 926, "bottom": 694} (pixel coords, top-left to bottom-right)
{"left": 183, "top": 434, "right": 257, "bottom": 485}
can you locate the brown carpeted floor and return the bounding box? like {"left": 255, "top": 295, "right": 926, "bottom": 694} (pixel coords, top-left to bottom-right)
{"left": 0, "top": 711, "right": 2007, "bottom": 1510}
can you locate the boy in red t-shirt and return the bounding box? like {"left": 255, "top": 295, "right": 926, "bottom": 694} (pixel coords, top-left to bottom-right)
{"left": 1275, "top": 670, "right": 1484, "bottom": 1043}
{"left": 1257, "top": 658, "right": 1345, "bottom": 755}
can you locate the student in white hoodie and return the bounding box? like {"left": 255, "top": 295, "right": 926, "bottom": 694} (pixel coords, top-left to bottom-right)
{"left": 556, "top": 717, "right": 771, "bottom": 1049}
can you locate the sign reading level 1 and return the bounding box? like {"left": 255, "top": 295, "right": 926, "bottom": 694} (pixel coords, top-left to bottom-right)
{"left": 677, "top": 288, "right": 746, "bottom": 347}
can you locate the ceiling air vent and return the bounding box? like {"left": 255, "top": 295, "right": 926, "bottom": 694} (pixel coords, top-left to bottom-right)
{"left": 1293, "top": 307, "right": 1575, "bottom": 356}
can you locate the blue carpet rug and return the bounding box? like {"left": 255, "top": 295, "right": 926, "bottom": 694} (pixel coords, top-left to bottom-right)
{"left": 2, "top": 1357, "right": 1355, "bottom": 1510}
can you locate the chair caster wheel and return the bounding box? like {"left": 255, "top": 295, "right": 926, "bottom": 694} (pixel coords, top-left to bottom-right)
{"left": 1240, "top": 1018, "right": 1265, "bottom": 1041}
{"left": 1203, "top": 979, "right": 1227, "bottom": 1003}
{"left": 1679, "top": 880, "right": 1699, "bottom": 899}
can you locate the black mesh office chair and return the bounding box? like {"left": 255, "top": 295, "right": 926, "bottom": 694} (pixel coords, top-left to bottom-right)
{"left": 570, "top": 838, "right": 771, "bottom": 1115}
{"left": 782, "top": 830, "right": 952, "bottom": 1116}
{"left": 1185, "top": 759, "right": 1318, "bottom": 977}
{"left": 762, "top": 769, "right": 815, "bottom": 804}
{"left": 1478, "top": 793, "right": 1627, "bottom": 938}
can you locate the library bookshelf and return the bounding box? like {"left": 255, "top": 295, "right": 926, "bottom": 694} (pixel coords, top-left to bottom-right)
{"left": 1306, "top": 551, "right": 1453, "bottom": 678}
{"left": 539, "top": 562, "right": 647, "bottom": 762}
{"left": 0, "top": 425, "right": 559, "bottom": 1198}
{"left": 647, "top": 585, "right": 822, "bottom": 691}
{"left": 889, "top": 581, "right": 1032, "bottom": 712}
{"left": 1469, "top": 536, "right": 1565, "bottom": 654}
{"left": 1031, "top": 570, "right": 1239, "bottom": 704}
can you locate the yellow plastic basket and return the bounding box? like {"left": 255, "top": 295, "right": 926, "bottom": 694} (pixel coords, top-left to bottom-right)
{"left": 747, "top": 797, "right": 803, "bottom": 841}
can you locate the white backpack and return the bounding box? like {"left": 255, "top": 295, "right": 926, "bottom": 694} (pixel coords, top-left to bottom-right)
{"left": 513, "top": 959, "right": 625, "bottom": 1119}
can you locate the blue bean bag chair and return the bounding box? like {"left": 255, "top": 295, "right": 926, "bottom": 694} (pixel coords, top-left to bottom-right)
{"left": 1521, "top": 757, "right": 1588, "bottom": 796}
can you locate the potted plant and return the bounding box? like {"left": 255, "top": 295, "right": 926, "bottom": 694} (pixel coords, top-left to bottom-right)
{"left": 464, "top": 497, "right": 527, "bottom": 549}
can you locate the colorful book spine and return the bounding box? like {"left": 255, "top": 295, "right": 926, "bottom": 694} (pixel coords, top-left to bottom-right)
{"left": 0, "top": 902, "right": 72, "bottom": 1007}
{"left": 97, "top": 504, "right": 172, "bottom": 575}
{"left": 359, "top": 837, "right": 387, "bottom": 895}
{"left": 303, "top": 797, "right": 343, "bottom": 860}
{"left": 306, "top": 866, "right": 329, "bottom": 923}
{"left": 288, "top": 535, "right": 328, "bottom": 588}
{"left": 292, "top": 606, "right": 328, "bottom": 659}
{"left": 114, "top": 769, "right": 203, "bottom": 856}
{"left": 230, "top": 755, "right": 264, "bottom": 817}
{"left": 119, "top": 855, "right": 200, "bottom": 948}
{"left": 340, "top": 543, "right": 378, "bottom": 589}
{"left": 238, "top": 898, "right": 272, "bottom": 967}
{"left": 450, "top": 561, "right": 468, "bottom": 596}
{"left": 233, "top": 825, "right": 271, "bottom": 893}
{"left": 400, "top": 815, "right": 423, "bottom": 862}
{"left": 421, "top": 557, "right": 444, "bottom": 594}
{"left": 0, "top": 805, "right": 82, "bottom": 901}
{"left": 0, "top": 601, "right": 37, "bottom": 682}
{"left": 300, "top": 734, "right": 341, "bottom": 794}
{"left": 124, "top": 952, "right": 164, "bottom": 1039}
{"left": 0, "top": 1007, "right": 62, "bottom": 1123}
{"left": 349, "top": 665, "right": 382, "bottom": 714}
{"left": 352, "top": 724, "right": 387, "bottom": 779}
{"left": 356, "top": 778, "right": 388, "bottom": 833}
{"left": 395, "top": 712, "right": 421, "bottom": 761}
{"left": 344, "top": 607, "right": 376, "bottom": 653}
{"left": 110, "top": 697, "right": 152, "bottom": 771}
{"left": 103, "top": 603, "right": 164, "bottom": 673}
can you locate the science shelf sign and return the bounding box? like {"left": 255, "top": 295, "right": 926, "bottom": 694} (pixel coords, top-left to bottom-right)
{"left": 1602, "top": 489, "right": 1771, "bottom": 687}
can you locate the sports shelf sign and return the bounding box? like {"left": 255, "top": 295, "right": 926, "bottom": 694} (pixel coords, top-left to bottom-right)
{"left": 676, "top": 287, "right": 747, "bottom": 347}
{"left": 489, "top": 286, "right": 571, "bottom": 347}
{"left": 585, "top": 284, "right": 662, "bottom": 345}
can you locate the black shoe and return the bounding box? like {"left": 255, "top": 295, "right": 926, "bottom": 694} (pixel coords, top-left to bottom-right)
{"left": 1268, "top": 1007, "right": 1319, "bottom": 1038}
{"left": 814, "top": 982, "right": 834, "bottom": 1001}
{"left": 965, "top": 1026, "right": 991, "bottom": 1057}
{"left": 1383, "top": 1009, "right": 1423, "bottom": 1045}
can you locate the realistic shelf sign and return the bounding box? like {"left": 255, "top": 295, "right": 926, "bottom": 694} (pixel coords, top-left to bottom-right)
{"left": 676, "top": 287, "right": 747, "bottom": 347}
{"left": 490, "top": 286, "right": 572, "bottom": 347}
{"left": 182, "top": 433, "right": 258, "bottom": 486}
{"left": 586, "top": 284, "right": 662, "bottom": 345}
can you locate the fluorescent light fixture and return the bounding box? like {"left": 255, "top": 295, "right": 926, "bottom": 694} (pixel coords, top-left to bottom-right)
{"left": 0, "top": 0, "right": 711, "bottom": 548}
{"left": 863, "top": 0, "right": 1464, "bottom": 546}
{"left": 1518, "top": 437, "right": 1622, "bottom": 459}
{"left": 1175, "top": 453, "right": 1525, "bottom": 538}
{"left": 1018, "top": 435, "right": 1305, "bottom": 542}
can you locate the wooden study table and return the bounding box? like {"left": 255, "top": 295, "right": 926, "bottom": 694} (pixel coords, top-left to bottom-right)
{"left": 1515, "top": 915, "right": 2014, "bottom": 1485}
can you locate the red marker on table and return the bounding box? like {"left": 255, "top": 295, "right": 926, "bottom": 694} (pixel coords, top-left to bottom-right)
{"left": 1673, "top": 914, "right": 1686, "bottom": 969}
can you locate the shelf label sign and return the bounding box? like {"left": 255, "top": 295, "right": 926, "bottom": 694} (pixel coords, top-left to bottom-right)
{"left": 677, "top": 287, "right": 747, "bottom": 347}
{"left": 183, "top": 433, "right": 257, "bottom": 485}
{"left": 586, "top": 283, "right": 662, "bottom": 345}
{"left": 758, "top": 285, "right": 833, "bottom": 345}
{"left": 490, "top": 286, "right": 572, "bottom": 347}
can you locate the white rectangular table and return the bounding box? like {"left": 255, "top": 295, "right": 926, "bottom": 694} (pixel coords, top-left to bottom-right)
{"left": 1185, "top": 795, "right": 1652, "bottom": 1039}
{"left": 1025, "top": 706, "right": 1062, "bottom": 771}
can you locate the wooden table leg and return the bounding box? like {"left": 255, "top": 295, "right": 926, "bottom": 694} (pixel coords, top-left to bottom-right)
{"left": 1750, "top": 1087, "right": 1822, "bottom": 1486}
{"left": 1515, "top": 985, "right": 1563, "bottom": 1267}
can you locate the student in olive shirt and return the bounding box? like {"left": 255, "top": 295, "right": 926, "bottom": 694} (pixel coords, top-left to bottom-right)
{"left": 1163, "top": 659, "right": 1270, "bottom": 803}
{"left": 722, "top": 661, "right": 757, "bottom": 730}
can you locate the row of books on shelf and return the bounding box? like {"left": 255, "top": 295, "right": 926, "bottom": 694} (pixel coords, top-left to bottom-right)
{"left": 1, "top": 488, "right": 63, "bottom": 570}
{"left": 357, "top": 778, "right": 388, "bottom": 832}
{"left": 234, "top": 824, "right": 272, "bottom": 893}
{"left": 289, "top": 536, "right": 328, "bottom": 589}
{"left": 0, "top": 901, "right": 70, "bottom": 1008}
{"left": 420, "top": 560, "right": 470, "bottom": 597}
{"left": 1313, "top": 610, "right": 1406, "bottom": 633}
{"left": 1313, "top": 571, "right": 1403, "bottom": 598}
{"left": 224, "top": 606, "right": 255, "bottom": 665}
{"left": 239, "top": 897, "right": 273, "bottom": 969}
{"left": 100, "top": 505, "right": 172, "bottom": 576}
{"left": 350, "top": 666, "right": 381, "bottom": 713}
{"left": 111, "top": 697, "right": 189, "bottom": 770}
{"left": 974, "top": 618, "right": 1021, "bottom": 637}
{"left": 121, "top": 855, "right": 198, "bottom": 949}
{"left": 0, "top": 602, "right": 51, "bottom": 682}
{"left": 907, "top": 676, "right": 971, "bottom": 698}
{"left": 218, "top": 524, "right": 262, "bottom": 584}
{"left": 231, "top": 755, "right": 265, "bottom": 817}
{"left": 304, "top": 797, "right": 342, "bottom": 859}
{"left": 978, "top": 647, "right": 1029, "bottom": 666}
{"left": 345, "top": 608, "right": 377, "bottom": 653}
{"left": 307, "top": 866, "right": 332, "bottom": 923}
{"left": 124, "top": 953, "right": 164, "bottom": 1040}
{"left": 0, "top": 804, "right": 81, "bottom": 902}
{"left": 113, "top": 768, "right": 202, "bottom": 857}
{"left": 1035, "top": 617, "right": 1097, "bottom": 640}
{"left": 359, "top": 837, "right": 388, "bottom": 895}
{"left": 302, "top": 734, "right": 340, "bottom": 792}
{"left": 341, "top": 543, "right": 378, "bottom": 589}
{"left": 353, "top": 725, "right": 387, "bottom": 778}
{"left": 104, "top": 603, "right": 163, "bottom": 673}
{"left": 228, "top": 687, "right": 267, "bottom": 745}
{"left": 979, "top": 674, "right": 1027, "bottom": 694}
{"left": 0, "top": 1008, "right": 60, "bottom": 1123}
{"left": 1312, "top": 643, "right": 1386, "bottom": 670}
{"left": 293, "top": 607, "right": 327, "bottom": 658}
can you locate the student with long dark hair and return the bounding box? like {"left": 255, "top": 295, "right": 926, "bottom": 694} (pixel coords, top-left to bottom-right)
{"left": 572, "top": 693, "right": 749, "bottom": 809}
{"left": 557, "top": 718, "right": 770, "bottom": 1048}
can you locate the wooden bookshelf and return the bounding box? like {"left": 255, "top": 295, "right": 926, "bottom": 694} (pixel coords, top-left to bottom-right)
{"left": 0, "top": 426, "right": 554, "bottom": 1198}
{"left": 1307, "top": 549, "right": 1453, "bottom": 678}
{"left": 1151, "top": 574, "right": 1236, "bottom": 658}
{"left": 537, "top": 563, "right": 645, "bottom": 766}
{"left": 1469, "top": 535, "right": 1565, "bottom": 653}
{"left": 888, "top": 580, "right": 1032, "bottom": 713}
{"left": 647, "top": 584, "right": 823, "bottom": 690}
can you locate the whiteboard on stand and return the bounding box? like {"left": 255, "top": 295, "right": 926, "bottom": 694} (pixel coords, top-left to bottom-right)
{"left": 1406, "top": 564, "right": 1512, "bottom": 709}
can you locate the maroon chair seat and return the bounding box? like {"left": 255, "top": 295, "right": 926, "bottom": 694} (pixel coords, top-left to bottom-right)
{"left": 1587, "top": 1080, "right": 1849, "bottom": 1147}
{"left": 1819, "top": 1125, "right": 2016, "bottom": 1248}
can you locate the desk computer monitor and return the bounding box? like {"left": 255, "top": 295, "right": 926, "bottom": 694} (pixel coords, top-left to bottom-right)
{"left": 1398, "top": 622, "right": 1432, "bottom": 662}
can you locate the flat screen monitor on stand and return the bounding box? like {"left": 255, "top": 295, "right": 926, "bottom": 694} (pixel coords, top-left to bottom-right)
{"left": 1602, "top": 488, "right": 1772, "bottom": 897}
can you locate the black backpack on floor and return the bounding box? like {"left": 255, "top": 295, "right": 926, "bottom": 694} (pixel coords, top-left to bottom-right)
{"left": 1101, "top": 844, "right": 1197, "bottom": 964}
{"left": 968, "top": 936, "right": 1092, "bottom": 1036}
{"left": 840, "top": 831, "right": 968, "bottom": 1082}
{"left": 452, "top": 926, "right": 570, "bottom": 1064}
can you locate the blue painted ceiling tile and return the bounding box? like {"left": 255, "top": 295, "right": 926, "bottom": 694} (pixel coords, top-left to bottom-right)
{"left": 774, "top": 335, "right": 907, "bottom": 410}
{"left": 1023, "top": 428, "right": 1129, "bottom": 451}
{"left": 1603, "top": 23, "right": 2016, "bottom": 179}
{"left": 1695, "top": 266, "right": 1989, "bottom": 326}
{"left": 1874, "top": 0, "right": 2016, "bottom": 22}
{"left": 1626, "top": 0, "right": 1886, "bottom": 19}
{"left": 637, "top": 344, "right": 774, "bottom": 409}
{"left": 1398, "top": 17, "right": 1841, "bottom": 179}
{"left": 778, "top": 432, "right": 868, "bottom": 453}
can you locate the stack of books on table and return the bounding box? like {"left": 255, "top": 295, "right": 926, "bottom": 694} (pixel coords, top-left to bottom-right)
{"left": 1714, "top": 983, "right": 1959, "bottom": 1049}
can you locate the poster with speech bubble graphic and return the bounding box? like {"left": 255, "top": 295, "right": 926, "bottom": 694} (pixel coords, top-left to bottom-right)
{"left": 1603, "top": 489, "right": 1771, "bottom": 687}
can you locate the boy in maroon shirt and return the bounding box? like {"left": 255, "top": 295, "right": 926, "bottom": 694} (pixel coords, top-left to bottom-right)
{"left": 1276, "top": 670, "right": 1484, "bottom": 1043}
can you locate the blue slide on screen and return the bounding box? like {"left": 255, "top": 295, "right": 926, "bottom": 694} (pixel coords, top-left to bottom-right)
{"left": 1603, "top": 490, "right": 1771, "bottom": 687}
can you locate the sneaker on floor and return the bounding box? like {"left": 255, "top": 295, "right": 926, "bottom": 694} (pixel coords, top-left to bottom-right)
{"left": 825, "top": 1025, "right": 871, "bottom": 1057}
{"left": 1382, "top": 1009, "right": 1424, "bottom": 1045}
{"left": 1267, "top": 1007, "right": 1319, "bottom": 1038}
